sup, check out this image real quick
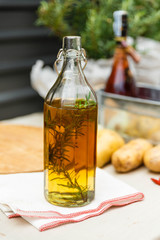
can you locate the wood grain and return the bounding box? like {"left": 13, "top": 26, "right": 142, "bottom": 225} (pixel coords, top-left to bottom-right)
{"left": 0, "top": 124, "right": 43, "bottom": 174}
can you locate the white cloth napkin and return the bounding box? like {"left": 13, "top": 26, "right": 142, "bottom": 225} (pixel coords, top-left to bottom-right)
{"left": 0, "top": 168, "right": 144, "bottom": 231}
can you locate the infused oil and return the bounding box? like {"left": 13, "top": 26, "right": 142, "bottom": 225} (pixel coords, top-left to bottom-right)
{"left": 44, "top": 99, "right": 97, "bottom": 207}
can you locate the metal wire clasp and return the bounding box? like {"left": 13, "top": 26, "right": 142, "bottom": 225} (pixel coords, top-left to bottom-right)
{"left": 81, "top": 48, "right": 87, "bottom": 70}
{"left": 54, "top": 48, "right": 63, "bottom": 75}
{"left": 54, "top": 48, "right": 87, "bottom": 75}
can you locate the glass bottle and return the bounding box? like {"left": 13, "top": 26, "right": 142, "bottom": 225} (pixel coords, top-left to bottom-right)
{"left": 44, "top": 36, "right": 97, "bottom": 207}
{"left": 105, "top": 10, "right": 137, "bottom": 97}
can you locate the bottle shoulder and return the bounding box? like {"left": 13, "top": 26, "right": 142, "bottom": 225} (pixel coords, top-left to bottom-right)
{"left": 44, "top": 70, "right": 97, "bottom": 107}
{"left": 109, "top": 46, "right": 133, "bottom": 76}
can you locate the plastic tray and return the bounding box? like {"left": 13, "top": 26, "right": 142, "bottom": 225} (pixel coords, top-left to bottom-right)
{"left": 97, "top": 89, "right": 160, "bottom": 144}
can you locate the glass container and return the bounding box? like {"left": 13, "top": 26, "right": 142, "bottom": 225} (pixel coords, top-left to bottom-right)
{"left": 44, "top": 36, "right": 97, "bottom": 207}
{"left": 105, "top": 10, "right": 137, "bottom": 97}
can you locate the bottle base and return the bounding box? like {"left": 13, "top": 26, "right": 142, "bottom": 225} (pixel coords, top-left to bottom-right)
{"left": 45, "top": 190, "right": 95, "bottom": 207}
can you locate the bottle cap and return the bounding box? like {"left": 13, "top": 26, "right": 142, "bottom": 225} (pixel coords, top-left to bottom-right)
{"left": 63, "top": 36, "right": 81, "bottom": 51}
{"left": 113, "top": 10, "right": 128, "bottom": 37}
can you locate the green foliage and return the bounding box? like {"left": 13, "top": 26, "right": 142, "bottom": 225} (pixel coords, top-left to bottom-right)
{"left": 37, "top": 0, "right": 160, "bottom": 59}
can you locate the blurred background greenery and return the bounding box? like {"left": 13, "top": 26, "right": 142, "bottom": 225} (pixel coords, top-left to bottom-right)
{"left": 37, "top": 0, "right": 160, "bottom": 59}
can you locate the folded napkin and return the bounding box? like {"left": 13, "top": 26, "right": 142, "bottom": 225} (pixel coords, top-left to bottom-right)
{"left": 0, "top": 168, "right": 144, "bottom": 231}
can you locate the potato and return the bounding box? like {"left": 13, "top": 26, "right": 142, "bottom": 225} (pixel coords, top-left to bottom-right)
{"left": 144, "top": 145, "right": 160, "bottom": 172}
{"left": 112, "top": 138, "right": 152, "bottom": 172}
{"left": 97, "top": 128, "right": 125, "bottom": 168}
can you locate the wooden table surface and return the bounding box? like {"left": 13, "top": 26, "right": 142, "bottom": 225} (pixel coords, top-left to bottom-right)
{"left": 0, "top": 113, "right": 160, "bottom": 240}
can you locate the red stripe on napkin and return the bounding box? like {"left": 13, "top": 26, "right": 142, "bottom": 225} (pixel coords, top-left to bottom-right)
{"left": 39, "top": 192, "right": 144, "bottom": 231}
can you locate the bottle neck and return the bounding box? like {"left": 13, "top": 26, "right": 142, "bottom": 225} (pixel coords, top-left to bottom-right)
{"left": 113, "top": 41, "right": 128, "bottom": 61}
{"left": 114, "top": 35, "right": 127, "bottom": 55}
{"left": 62, "top": 50, "right": 82, "bottom": 72}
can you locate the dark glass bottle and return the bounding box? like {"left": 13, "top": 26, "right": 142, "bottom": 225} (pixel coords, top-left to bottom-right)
{"left": 105, "top": 10, "right": 137, "bottom": 97}
{"left": 44, "top": 36, "right": 97, "bottom": 207}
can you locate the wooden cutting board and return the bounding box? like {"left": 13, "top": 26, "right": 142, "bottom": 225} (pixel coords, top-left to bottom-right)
{"left": 0, "top": 124, "right": 43, "bottom": 174}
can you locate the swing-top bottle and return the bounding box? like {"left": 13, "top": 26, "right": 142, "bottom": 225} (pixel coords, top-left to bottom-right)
{"left": 44, "top": 36, "right": 97, "bottom": 207}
